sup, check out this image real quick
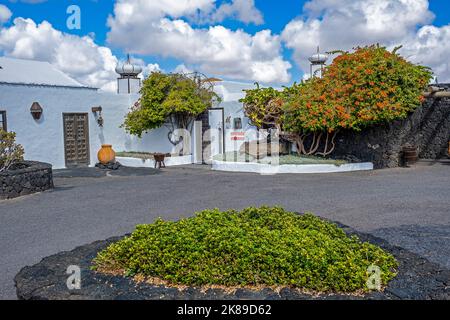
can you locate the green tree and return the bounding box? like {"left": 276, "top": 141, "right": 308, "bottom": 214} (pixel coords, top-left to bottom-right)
{"left": 123, "top": 72, "right": 220, "bottom": 147}
{"left": 239, "top": 83, "right": 285, "bottom": 130}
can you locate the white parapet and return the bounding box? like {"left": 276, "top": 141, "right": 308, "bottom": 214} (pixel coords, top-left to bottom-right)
{"left": 211, "top": 160, "right": 374, "bottom": 174}
{"left": 117, "top": 155, "right": 193, "bottom": 168}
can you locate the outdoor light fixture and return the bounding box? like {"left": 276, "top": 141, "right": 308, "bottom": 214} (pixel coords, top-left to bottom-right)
{"left": 92, "top": 106, "right": 104, "bottom": 127}
{"left": 30, "top": 102, "right": 43, "bottom": 120}
{"left": 225, "top": 116, "right": 231, "bottom": 129}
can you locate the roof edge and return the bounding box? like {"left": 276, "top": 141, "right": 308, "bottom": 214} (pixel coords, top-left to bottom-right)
{"left": 0, "top": 81, "right": 98, "bottom": 90}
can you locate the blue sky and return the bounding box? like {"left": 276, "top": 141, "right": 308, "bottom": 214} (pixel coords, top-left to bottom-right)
{"left": 1, "top": 0, "right": 449, "bottom": 90}
{"left": 3, "top": 1, "right": 304, "bottom": 39}
{"left": 1, "top": 0, "right": 305, "bottom": 78}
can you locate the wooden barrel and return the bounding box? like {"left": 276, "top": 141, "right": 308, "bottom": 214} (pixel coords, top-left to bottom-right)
{"left": 403, "top": 146, "right": 418, "bottom": 165}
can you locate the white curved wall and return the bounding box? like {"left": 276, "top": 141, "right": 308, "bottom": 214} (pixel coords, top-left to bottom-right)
{"left": 212, "top": 160, "right": 374, "bottom": 174}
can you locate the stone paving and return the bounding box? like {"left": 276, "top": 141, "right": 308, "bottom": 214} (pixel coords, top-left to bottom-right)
{"left": 0, "top": 164, "right": 449, "bottom": 299}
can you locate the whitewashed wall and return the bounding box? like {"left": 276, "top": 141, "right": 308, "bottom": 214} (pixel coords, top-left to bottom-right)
{"left": 0, "top": 80, "right": 258, "bottom": 169}
{"left": 0, "top": 84, "right": 176, "bottom": 169}
{"left": 214, "top": 81, "right": 258, "bottom": 153}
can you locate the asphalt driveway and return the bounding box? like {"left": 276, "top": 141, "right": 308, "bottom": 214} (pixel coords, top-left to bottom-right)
{"left": 1, "top": 164, "right": 449, "bottom": 299}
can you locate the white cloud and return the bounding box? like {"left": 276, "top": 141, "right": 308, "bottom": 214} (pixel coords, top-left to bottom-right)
{"left": 173, "top": 63, "right": 193, "bottom": 74}
{"left": 107, "top": 0, "right": 291, "bottom": 83}
{"left": 108, "top": 0, "right": 214, "bottom": 26}
{"left": 0, "top": 17, "right": 119, "bottom": 91}
{"left": 401, "top": 24, "right": 450, "bottom": 82}
{"left": 281, "top": 0, "right": 448, "bottom": 78}
{"left": 207, "top": 0, "right": 263, "bottom": 25}
{"left": 0, "top": 5, "right": 12, "bottom": 25}
{"left": 142, "top": 63, "right": 162, "bottom": 76}
{"left": 3, "top": 0, "right": 447, "bottom": 88}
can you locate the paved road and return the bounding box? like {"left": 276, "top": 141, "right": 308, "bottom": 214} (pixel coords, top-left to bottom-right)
{"left": 1, "top": 164, "right": 449, "bottom": 299}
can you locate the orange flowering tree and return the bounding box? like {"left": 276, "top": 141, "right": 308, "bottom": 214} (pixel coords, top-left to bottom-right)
{"left": 282, "top": 45, "right": 433, "bottom": 156}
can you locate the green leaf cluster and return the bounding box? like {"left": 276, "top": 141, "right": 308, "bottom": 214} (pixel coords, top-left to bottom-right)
{"left": 122, "top": 72, "right": 218, "bottom": 137}
{"left": 0, "top": 129, "right": 24, "bottom": 172}
{"left": 93, "top": 206, "right": 397, "bottom": 293}
{"left": 239, "top": 84, "right": 285, "bottom": 129}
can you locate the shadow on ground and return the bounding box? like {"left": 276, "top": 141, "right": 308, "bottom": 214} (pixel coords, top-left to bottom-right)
{"left": 53, "top": 166, "right": 160, "bottom": 178}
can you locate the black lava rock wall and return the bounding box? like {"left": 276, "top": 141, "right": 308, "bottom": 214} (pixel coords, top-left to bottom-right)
{"left": 331, "top": 97, "right": 450, "bottom": 169}
{"left": 0, "top": 161, "right": 54, "bottom": 200}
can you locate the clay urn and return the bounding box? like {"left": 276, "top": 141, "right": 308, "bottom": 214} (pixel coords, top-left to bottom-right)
{"left": 98, "top": 145, "right": 116, "bottom": 164}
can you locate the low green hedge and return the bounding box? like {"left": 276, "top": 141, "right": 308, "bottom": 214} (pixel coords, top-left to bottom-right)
{"left": 93, "top": 207, "right": 397, "bottom": 292}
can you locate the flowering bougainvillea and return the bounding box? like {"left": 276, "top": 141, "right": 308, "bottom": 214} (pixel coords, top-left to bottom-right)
{"left": 241, "top": 45, "right": 433, "bottom": 156}
{"left": 284, "top": 45, "right": 432, "bottom": 133}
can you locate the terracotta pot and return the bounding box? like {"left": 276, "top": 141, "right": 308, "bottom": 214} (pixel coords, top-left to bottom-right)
{"left": 98, "top": 145, "right": 116, "bottom": 164}
{"left": 402, "top": 146, "right": 418, "bottom": 166}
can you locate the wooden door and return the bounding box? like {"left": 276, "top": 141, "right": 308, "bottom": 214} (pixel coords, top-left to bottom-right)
{"left": 63, "top": 113, "right": 90, "bottom": 167}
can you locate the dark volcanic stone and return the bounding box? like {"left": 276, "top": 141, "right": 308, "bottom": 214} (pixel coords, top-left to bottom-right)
{"left": 0, "top": 161, "right": 53, "bottom": 200}
{"left": 95, "top": 162, "right": 122, "bottom": 170}
{"left": 330, "top": 97, "right": 450, "bottom": 168}
{"left": 14, "top": 223, "right": 450, "bottom": 300}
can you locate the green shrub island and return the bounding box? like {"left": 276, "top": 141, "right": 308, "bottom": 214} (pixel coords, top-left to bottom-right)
{"left": 93, "top": 207, "right": 397, "bottom": 293}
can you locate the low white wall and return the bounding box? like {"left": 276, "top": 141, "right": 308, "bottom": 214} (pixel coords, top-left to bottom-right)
{"left": 117, "top": 155, "right": 193, "bottom": 168}
{"left": 212, "top": 160, "right": 374, "bottom": 174}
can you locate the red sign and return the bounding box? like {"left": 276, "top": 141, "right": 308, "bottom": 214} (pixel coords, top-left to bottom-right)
{"left": 231, "top": 132, "right": 245, "bottom": 141}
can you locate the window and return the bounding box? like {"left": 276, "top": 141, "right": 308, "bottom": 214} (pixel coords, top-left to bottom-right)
{"left": 0, "top": 111, "right": 6, "bottom": 131}
{"left": 233, "top": 117, "right": 242, "bottom": 130}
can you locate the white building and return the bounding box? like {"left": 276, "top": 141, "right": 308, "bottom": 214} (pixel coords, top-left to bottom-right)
{"left": 0, "top": 56, "right": 254, "bottom": 169}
